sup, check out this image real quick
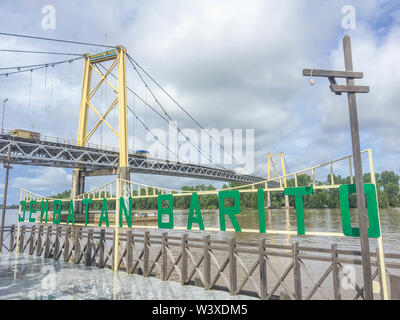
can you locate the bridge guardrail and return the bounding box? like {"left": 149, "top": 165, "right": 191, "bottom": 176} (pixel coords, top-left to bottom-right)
{"left": 0, "top": 128, "right": 231, "bottom": 172}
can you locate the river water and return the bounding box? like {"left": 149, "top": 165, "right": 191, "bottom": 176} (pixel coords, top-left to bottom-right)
{"left": 171, "top": 207, "right": 400, "bottom": 252}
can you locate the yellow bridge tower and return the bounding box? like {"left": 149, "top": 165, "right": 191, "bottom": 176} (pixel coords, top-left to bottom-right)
{"left": 72, "top": 46, "right": 129, "bottom": 208}
{"left": 267, "top": 152, "right": 289, "bottom": 208}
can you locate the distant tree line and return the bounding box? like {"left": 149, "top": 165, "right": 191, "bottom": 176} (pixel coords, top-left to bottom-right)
{"left": 283, "top": 170, "right": 400, "bottom": 209}
{"left": 48, "top": 171, "right": 400, "bottom": 210}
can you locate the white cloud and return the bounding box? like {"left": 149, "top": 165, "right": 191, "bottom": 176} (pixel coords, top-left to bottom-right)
{"left": 12, "top": 167, "right": 72, "bottom": 194}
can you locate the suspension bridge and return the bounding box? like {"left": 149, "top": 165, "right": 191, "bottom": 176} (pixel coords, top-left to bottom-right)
{"left": 0, "top": 32, "right": 396, "bottom": 300}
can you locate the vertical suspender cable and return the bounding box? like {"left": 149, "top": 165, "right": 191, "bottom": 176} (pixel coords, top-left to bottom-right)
{"left": 28, "top": 70, "right": 33, "bottom": 128}
{"left": 100, "top": 84, "right": 103, "bottom": 146}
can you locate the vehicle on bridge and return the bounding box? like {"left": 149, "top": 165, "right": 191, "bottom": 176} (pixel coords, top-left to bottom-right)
{"left": 10, "top": 129, "right": 40, "bottom": 141}
{"left": 134, "top": 150, "right": 150, "bottom": 158}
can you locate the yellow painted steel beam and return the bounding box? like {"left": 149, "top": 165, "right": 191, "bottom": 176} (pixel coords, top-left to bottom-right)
{"left": 281, "top": 152, "right": 287, "bottom": 188}
{"left": 368, "top": 149, "right": 388, "bottom": 300}
{"left": 77, "top": 55, "right": 92, "bottom": 147}
{"left": 88, "top": 58, "right": 118, "bottom": 101}
{"left": 87, "top": 100, "right": 119, "bottom": 138}
{"left": 83, "top": 97, "right": 118, "bottom": 145}
{"left": 89, "top": 62, "right": 119, "bottom": 94}
{"left": 117, "top": 46, "right": 128, "bottom": 168}
{"left": 113, "top": 179, "right": 121, "bottom": 272}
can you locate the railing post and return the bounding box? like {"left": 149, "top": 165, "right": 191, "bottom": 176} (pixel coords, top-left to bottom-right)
{"left": 36, "top": 225, "right": 43, "bottom": 256}
{"left": 126, "top": 230, "right": 133, "bottom": 274}
{"left": 85, "top": 229, "right": 93, "bottom": 266}
{"left": 63, "top": 227, "right": 71, "bottom": 262}
{"left": 44, "top": 226, "right": 52, "bottom": 258}
{"left": 28, "top": 225, "right": 35, "bottom": 255}
{"left": 181, "top": 233, "right": 188, "bottom": 285}
{"left": 331, "top": 243, "right": 341, "bottom": 300}
{"left": 53, "top": 226, "right": 61, "bottom": 261}
{"left": 143, "top": 231, "right": 150, "bottom": 277}
{"left": 162, "top": 232, "right": 167, "bottom": 280}
{"left": 111, "top": 229, "right": 116, "bottom": 271}
{"left": 19, "top": 225, "right": 25, "bottom": 253}
{"left": 74, "top": 228, "right": 81, "bottom": 264}
{"left": 203, "top": 235, "right": 211, "bottom": 289}
{"left": 98, "top": 229, "right": 105, "bottom": 268}
{"left": 259, "top": 238, "right": 267, "bottom": 299}
{"left": 376, "top": 245, "right": 385, "bottom": 300}
{"left": 9, "top": 224, "right": 15, "bottom": 252}
{"left": 292, "top": 242, "right": 302, "bottom": 300}
{"left": 229, "top": 237, "right": 237, "bottom": 295}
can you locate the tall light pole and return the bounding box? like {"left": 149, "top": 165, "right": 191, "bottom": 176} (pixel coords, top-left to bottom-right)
{"left": 0, "top": 145, "right": 11, "bottom": 253}
{"left": 302, "top": 35, "right": 373, "bottom": 299}
{"left": 2, "top": 98, "right": 8, "bottom": 134}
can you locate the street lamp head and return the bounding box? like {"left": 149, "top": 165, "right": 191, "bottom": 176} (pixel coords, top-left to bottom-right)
{"left": 310, "top": 69, "right": 315, "bottom": 85}
{"left": 3, "top": 99, "right": 8, "bottom": 103}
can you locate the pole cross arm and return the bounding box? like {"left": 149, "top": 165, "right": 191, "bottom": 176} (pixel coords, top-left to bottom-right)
{"left": 330, "top": 84, "right": 370, "bottom": 94}
{"left": 303, "top": 69, "right": 364, "bottom": 79}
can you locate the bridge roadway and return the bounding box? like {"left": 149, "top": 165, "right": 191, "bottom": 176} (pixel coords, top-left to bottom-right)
{"left": 0, "top": 134, "right": 275, "bottom": 185}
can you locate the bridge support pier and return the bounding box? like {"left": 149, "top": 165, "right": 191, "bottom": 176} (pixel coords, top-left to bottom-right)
{"left": 72, "top": 169, "right": 85, "bottom": 215}
{"left": 118, "top": 167, "right": 130, "bottom": 182}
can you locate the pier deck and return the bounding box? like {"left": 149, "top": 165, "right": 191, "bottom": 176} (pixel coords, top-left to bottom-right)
{"left": 2, "top": 224, "right": 400, "bottom": 300}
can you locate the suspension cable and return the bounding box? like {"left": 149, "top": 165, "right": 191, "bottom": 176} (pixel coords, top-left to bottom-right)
{"left": 127, "top": 104, "right": 182, "bottom": 163}
{"left": 28, "top": 70, "right": 32, "bottom": 126}
{"left": 0, "top": 56, "right": 84, "bottom": 77}
{"left": 0, "top": 32, "right": 115, "bottom": 48}
{"left": 126, "top": 52, "right": 251, "bottom": 174}
{"left": 0, "top": 48, "right": 84, "bottom": 56}
{"left": 98, "top": 63, "right": 227, "bottom": 170}
{"left": 126, "top": 54, "right": 172, "bottom": 121}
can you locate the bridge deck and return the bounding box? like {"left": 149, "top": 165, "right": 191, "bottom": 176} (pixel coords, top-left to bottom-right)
{"left": 0, "top": 135, "right": 271, "bottom": 184}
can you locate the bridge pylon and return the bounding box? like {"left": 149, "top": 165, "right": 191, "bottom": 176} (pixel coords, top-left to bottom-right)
{"left": 72, "top": 46, "right": 129, "bottom": 271}
{"left": 72, "top": 46, "right": 130, "bottom": 208}
{"left": 267, "top": 152, "right": 289, "bottom": 208}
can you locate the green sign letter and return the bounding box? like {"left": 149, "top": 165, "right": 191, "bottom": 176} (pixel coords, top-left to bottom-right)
{"left": 339, "top": 183, "right": 380, "bottom": 238}
{"left": 40, "top": 200, "right": 49, "bottom": 223}
{"left": 257, "top": 189, "right": 266, "bottom": 233}
{"left": 53, "top": 200, "right": 62, "bottom": 225}
{"left": 284, "top": 187, "right": 313, "bottom": 235}
{"left": 119, "top": 197, "right": 132, "bottom": 228}
{"left": 66, "top": 200, "right": 75, "bottom": 225}
{"left": 18, "top": 201, "right": 26, "bottom": 222}
{"left": 218, "top": 190, "right": 242, "bottom": 232}
{"left": 187, "top": 192, "right": 204, "bottom": 230}
{"left": 82, "top": 199, "right": 92, "bottom": 226}
{"left": 99, "top": 198, "right": 109, "bottom": 227}
{"left": 29, "top": 200, "right": 37, "bottom": 223}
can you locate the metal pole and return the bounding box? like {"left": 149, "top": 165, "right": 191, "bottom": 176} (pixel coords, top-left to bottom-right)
{"left": 113, "top": 178, "right": 121, "bottom": 272}
{"left": 343, "top": 35, "right": 373, "bottom": 299}
{"left": 2, "top": 98, "right": 8, "bottom": 134}
{"left": 0, "top": 145, "right": 11, "bottom": 252}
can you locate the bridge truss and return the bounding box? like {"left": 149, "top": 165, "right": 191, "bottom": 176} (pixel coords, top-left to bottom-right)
{"left": 0, "top": 135, "right": 267, "bottom": 184}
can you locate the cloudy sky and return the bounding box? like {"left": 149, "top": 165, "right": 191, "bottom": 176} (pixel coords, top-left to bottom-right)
{"left": 0, "top": 0, "right": 399, "bottom": 204}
